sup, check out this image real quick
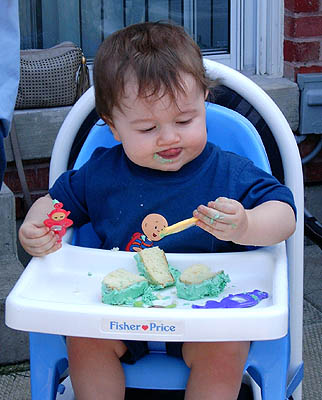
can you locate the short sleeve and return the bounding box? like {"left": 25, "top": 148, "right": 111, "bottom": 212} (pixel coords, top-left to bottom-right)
{"left": 234, "top": 161, "right": 297, "bottom": 218}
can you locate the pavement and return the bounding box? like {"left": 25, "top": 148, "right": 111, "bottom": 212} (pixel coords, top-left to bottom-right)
{"left": 0, "top": 184, "right": 321, "bottom": 400}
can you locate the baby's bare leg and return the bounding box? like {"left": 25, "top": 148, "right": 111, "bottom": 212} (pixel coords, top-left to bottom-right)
{"left": 183, "top": 341, "right": 250, "bottom": 400}
{"left": 66, "top": 337, "right": 127, "bottom": 400}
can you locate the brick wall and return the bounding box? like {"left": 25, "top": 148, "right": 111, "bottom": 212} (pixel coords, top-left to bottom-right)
{"left": 284, "top": 0, "right": 322, "bottom": 183}
{"left": 284, "top": 0, "right": 322, "bottom": 81}
{"left": 4, "top": 159, "right": 50, "bottom": 218}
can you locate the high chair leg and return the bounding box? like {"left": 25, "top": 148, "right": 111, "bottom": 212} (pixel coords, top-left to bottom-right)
{"left": 29, "top": 333, "right": 68, "bottom": 400}
{"left": 246, "top": 335, "right": 289, "bottom": 400}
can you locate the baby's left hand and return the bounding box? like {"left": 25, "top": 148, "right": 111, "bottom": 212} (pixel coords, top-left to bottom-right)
{"left": 193, "top": 197, "right": 248, "bottom": 243}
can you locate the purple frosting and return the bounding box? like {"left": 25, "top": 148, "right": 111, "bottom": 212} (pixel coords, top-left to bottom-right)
{"left": 191, "top": 289, "right": 268, "bottom": 309}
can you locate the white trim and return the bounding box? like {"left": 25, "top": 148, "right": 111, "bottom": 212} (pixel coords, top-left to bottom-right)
{"left": 256, "top": 0, "right": 268, "bottom": 75}
{"left": 256, "top": 0, "right": 284, "bottom": 76}
{"left": 242, "top": 0, "right": 256, "bottom": 74}
{"left": 267, "top": 0, "right": 284, "bottom": 76}
{"left": 238, "top": 0, "right": 245, "bottom": 71}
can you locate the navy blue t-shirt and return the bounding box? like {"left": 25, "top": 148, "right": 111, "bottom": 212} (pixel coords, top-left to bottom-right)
{"left": 49, "top": 142, "right": 296, "bottom": 253}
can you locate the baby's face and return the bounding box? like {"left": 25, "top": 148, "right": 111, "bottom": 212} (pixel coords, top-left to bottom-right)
{"left": 108, "top": 73, "right": 208, "bottom": 172}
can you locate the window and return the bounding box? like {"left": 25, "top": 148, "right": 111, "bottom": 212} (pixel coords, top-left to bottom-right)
{"left": 18, "top": 0, "right": 283, "bottom": 76}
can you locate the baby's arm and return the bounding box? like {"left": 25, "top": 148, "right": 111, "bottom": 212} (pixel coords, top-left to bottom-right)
{"left": 193, "top": 197, "right": 296, "bottom": 246}
{"left": 19, "top": 194, "right": 62, "bottom": 256}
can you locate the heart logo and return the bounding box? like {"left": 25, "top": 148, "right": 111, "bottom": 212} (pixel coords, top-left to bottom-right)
{"left": 141, "top": 325, "right": 149, "bottom": 331}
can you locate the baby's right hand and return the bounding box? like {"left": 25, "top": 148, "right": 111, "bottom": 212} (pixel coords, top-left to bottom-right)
{"left": 19, "top": 221, "right": 62, "bottom": 257}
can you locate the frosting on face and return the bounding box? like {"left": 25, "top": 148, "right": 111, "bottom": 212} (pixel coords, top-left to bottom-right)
{"left": 153, "top": 153, "right": 173, "bottom": 164}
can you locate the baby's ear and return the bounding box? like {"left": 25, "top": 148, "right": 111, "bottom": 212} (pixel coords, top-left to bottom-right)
{"left": 109, "top": 125, "right": 121, "bottom": 142}
{"left": 102, "top": 115, "right": 121, "bottom": 142}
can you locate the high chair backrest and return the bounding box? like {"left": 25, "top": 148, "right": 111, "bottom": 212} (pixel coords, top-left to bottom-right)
{"left": 51, "top": 99, "right": 271, "bottom": 250}
{"left": 72, "top": 102, "right": 271, "bottom": 173}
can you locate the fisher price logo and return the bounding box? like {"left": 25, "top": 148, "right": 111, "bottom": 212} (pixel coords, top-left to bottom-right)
{"left": 104, "top": 320, "right": 184, "bottom": 336}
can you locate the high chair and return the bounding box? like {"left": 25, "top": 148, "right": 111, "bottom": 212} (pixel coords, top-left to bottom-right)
{"left": 5, "top": 59, "right": 304, "bottom": 400}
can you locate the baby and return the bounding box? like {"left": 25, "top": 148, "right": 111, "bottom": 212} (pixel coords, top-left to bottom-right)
{"left": 19, "top": 22, "right": 296, "bottom": 400}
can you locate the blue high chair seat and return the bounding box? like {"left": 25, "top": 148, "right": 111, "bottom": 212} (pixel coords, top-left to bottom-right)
{"left": 71, "top": 101, "right": 271, "bottom": 250}
{"left": 9, "top": 60, "right": 304, "bottom": 400}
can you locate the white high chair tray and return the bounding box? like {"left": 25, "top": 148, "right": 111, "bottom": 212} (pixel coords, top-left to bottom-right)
{"left": 6, "top": 242, "right": 288, "bottom": 341}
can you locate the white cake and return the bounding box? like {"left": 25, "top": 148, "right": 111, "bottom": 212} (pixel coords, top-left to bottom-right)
{"left": 176, "top": 264, "right": 230, "bottom": 300}
{"left": 101, "top": 268, "right": 148, "bottom": 305}
{"left": 135, "top": 246, "right": 175, "bottom": 288}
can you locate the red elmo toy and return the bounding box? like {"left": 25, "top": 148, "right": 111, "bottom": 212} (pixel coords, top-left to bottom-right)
{"left": 43, "top": 201, "right": 73, "bottom": 243}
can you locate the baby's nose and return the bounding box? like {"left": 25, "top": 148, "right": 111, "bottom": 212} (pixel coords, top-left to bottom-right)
{"left": 157, "top": 126, "right": 179, "bottom": 146}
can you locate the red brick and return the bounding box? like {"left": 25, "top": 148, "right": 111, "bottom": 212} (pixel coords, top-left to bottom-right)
{"left": 284, "top": 63, "right": 322, "bottom": 81}
{"left": 284, "top": 39, "right": 320, "bottom": 62}
{"left": 298, "top": 134, "right": 322, "bottom": 183}
{"left": 4, "top": 159, "right": 50, "bottom": 218}
{"left": 24, "top": 166, "right": 49, "bottom": 191}
{"left": 283, "top": 63, "right": 296, "bottom": 80}
{"left": 303, "top": 163, "right": 322, "bottom": 183}
{"left": 296, "top": 64, "right": 322, "bottom": 76}
{"left": 285, "top": 0, "right": 320, "bottom": 13}
{"left": 4, "top": 170, "right": 21, "bottom": 193}
{"left": 15, "top": 195, "right": 25, "bottom": 219}
{"left": 284, "top": 16, "right": 295, "bottom": 37}
{"left": 4, "top": 162, "right": 50, "bottom": 193}
{"left": 286, "top": 16, "right": 322, "bottom": 37}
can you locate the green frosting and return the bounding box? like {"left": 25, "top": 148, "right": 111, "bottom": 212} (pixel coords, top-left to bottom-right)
{"left": 176, "top": 271, "right": 230, "bottom": 301}
{"left": 141, "top": 285, "right": 158, "bottom": 305}
{"left": 169, "top": 265, "right": 181, "bottom": 280}
{"left": 101, "top": 280, "right": 149, "bottom": 305}
{"left": 134, "top": 253, "right": 178, "bottom": 290}
{"left": 153, "top": 153, "right": 173, "bottom": 164}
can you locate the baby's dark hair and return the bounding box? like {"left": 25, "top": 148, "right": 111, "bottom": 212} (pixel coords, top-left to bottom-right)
{"left": 93, "top": 21, "right": 211, "bottom": 122}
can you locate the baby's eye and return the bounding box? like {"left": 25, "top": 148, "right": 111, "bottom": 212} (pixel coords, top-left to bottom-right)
{"left": 177, "top": 119, "right": 192, "bottom": 125}
{"left": 139, "top": 126, "right": 156, "bottom": 133}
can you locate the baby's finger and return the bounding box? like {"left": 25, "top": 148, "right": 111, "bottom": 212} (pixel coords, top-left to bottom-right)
{"left": 27, "top": 236, "right": 62, "bottom": 257}
{"left": 194, "top": 205, "right": 233, "bottom": 227}
{"left": 40, "top": 241, "right": 62, "bottom": 256}
{"left": 22, "top": 229, "right": 57, "bottom": 250}
{"left": 21, "top": 228, "right": 53, "bottom": 245}
{"left": 208, "top": 198, "right": 239, "bottom": 214}
{"left": 195, "top": 218, "right": 225, "bottom": 235}
{"left": 29, "top": 244, "right": 62, "bottom": 257}
{"left": 20, "top": 223, "right": 50, "bottom": 240}
{"left": 195, "top": 216, "right": 239, "bottom": 241}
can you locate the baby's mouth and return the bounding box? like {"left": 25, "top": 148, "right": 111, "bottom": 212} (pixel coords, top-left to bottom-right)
{"left": 156, "top": 148, "right": 182, "bottom": 159}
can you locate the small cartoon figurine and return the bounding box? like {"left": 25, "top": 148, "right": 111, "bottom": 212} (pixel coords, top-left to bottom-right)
{"left": 125, "top": 213, "right": 168, "bottom": 252}
{"left": 191, "top": 290, "right": 269, "bottom": 309}
{"left": 43, "top": 200, "right": 73, "bottom": 243}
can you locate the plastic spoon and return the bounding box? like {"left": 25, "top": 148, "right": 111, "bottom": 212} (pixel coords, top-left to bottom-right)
{"left": 160, "top": 217, "right": 198, "bottom": 238}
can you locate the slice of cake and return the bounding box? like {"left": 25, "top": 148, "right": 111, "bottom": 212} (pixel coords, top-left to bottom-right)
{"left": 176, "top": 264, "right": 230, "bottom": 300}
{"left": 134, "top": 246, "right": 175, "bottom": 288}
{"left": 101, "top": 268, "right": 148, "bottom": 305}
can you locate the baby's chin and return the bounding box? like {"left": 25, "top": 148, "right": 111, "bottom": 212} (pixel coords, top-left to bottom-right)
{"left": 132, "top": 157, "right": 183, "bottom": 172}
{"left": 151, "top": 158, "right": 186, "bottom": 172}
